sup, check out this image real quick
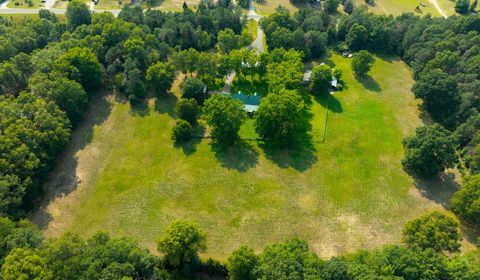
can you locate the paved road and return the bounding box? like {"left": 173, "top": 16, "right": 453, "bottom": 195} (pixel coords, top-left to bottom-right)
{"left": 246, "top": 0, "right": 264, "bottom": 54}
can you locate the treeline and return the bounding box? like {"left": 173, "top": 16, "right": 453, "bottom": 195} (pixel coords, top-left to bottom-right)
{"left": 0, "top": 0, "right": 247, "bottom": 219}
{"left": 1, "top": 212, "right": 479, "bottom": 279}
{"left": 261, "top": 5, "right": 480, "bottom": 228}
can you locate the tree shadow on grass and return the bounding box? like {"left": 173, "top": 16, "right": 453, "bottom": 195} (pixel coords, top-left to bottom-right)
{"left": 129, "top": 98, "right": 150, "bottom": 117}
{"left": 356, "top": 74, "right": 381, "bottom": 92}
{"left": 314, "top": 94, "right": 343, "bottom": 113}
{"left": 413, "top": 171, "right": 460, "bottom": 209}
{"left": 154, "top": 94, "right": 178, "bottom": 118}
{"left": 29, "top": 91, "right": 113, "bottom": 229}
{"left": 260, "top": 139, "right": 317, "bottom": 172}
{"left": 211, "top": 140, "right": 259, "bottom": 173}
{"left": 174, "top": 125, "right": 205, "bottom": 156}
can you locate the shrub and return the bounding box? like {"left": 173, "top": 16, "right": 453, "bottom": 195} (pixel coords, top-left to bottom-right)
{"left": 172, "top": 120, "right": 193, "bottom": 143}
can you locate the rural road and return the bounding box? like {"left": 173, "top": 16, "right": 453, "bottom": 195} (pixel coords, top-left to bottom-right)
{"left": 247, "top": 0, "right": 264, "bottom": 54}
{"left": 428, "top": 0, "right": 448, "bottom": 18}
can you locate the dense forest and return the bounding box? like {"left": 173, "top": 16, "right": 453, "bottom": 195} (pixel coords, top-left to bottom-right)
{"left": 1, "top": 0, "right": 480, "bottom": 278}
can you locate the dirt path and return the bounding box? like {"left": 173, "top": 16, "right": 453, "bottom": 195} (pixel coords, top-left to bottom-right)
{"left": 428, "top": 0, "right": 448, "bottom": 18}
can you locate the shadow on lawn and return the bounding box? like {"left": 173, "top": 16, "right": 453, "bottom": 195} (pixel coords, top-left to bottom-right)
{"left": 30, "top": 91, "right": 113, "bottom": 229}
{"left": 175, "top": 125, "right": 205, "bottom": 156}
{"left": 356, "top": 74, "right": 381, "bottom": 92}
{"left": 154, "top": 93, "right": 178, "bottom": 118}
{"left": 413, "top": 171, "right": 460, "bottom": 209}
{"left": 260, "top": 139, "right": 317, "bottom": 172}
{"left": 315, "top": 94, "right": 343, "bottom": 113}
{"left": 211, "top": 140, "right": 259, "bottom": 173}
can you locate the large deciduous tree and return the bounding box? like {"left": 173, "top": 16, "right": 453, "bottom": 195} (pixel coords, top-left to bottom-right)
{"left": 181, "top": 77, "right": 208, "bottom": 105}
{"left": 146, "top": 62, "right": 175, "bottom": 96}
{"left": 351, "top": 50, "right": 375, "bottom": 76}
{"left": 203, "top": 94, "right": 246, "bottom": 144}
{"left": 402, "top": 211, "right": 461, "bottom": 253}
{"left": 310, "top": 64, "right": 333, "bottom": 95}
{"left": 66, "top": 0, "right": 91, "bottom": 30}
{"left": 402, "top": 124, "right": 457, "bottom": 178}
{"left": 412, "top": 69, "right": 459, "bottom": 128}
{"left": 255, "top": 90, "right": 308, "bottom": 147}
{"left": 157, "top": 220, "right": 207, "bottom": 268}
{"left": 451, "top": 174, "right": 480, "bottom": 225}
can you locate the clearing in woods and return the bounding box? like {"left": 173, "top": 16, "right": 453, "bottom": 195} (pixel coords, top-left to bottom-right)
{"left": 31, "top": 53, "right": 474, "bottom": 260}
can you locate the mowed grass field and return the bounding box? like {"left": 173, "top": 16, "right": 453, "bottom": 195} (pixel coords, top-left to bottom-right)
{"left": 255, "top": 0, "right": 306, "bottom": 15}
{"left": 355, "top": 0, "right": 455, "bottom": 17}
{"left": 34, "top": 53, "right": 461, "bottom": 260}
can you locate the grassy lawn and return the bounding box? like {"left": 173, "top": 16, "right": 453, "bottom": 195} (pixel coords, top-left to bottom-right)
{"left": 95, "top": 0, "right": 131, "bottom": 10}
{"left": 141, "top": 0, "right": 200, "bottom": 11}
{"left": 254, "top": 0, "right": 307, "bottom": 15}
{"left": 7, "top": 0, "right": 44, "bottom": 9}
{"left": 355, "top": 0, "right": 456, "bottom": 17}
{"left": 33, "top": 53, "right": 474, "bottom": 260}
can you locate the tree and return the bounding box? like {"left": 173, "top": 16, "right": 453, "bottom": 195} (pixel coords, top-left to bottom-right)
{"left": 347, "top": 23, "right": 369, "bottom": 51}
{"left": 181, "top": 77, "right": 208, "bottom": 105}
{"left": 351, "top": 50, "right": 375, "bottom": 76}
{"left": 325, "top": 0, "right": 340, "bottom": 14}
{"left": 227, "top": 246, "right": 258, "bottom": 280}
{"left": 343, "top": 0, "right": 354, "bottom": 14}
{"left": 402, "top": 211, "right": 461, "bottom": 253}
{"left": 455, "top": 0, "right": 470, "bottom": 14}
{"left": 29, "top": 74, "right": 88, "bottom": 125}
{"left": 255, "top": 90, "right": 308, "bottom": 147}
{"left": 53, "top": 47, "right": 103, "bottom": 92}
{"left": 402, "top": 124, "right": 457, "bottom": 178}
{"left": 146, "top": 62, "right": 175, "bottom": 96}
{"left": 217, "top": 28, "right": 239, "bottom": 53}
{"left": 310, "top": 64, "right": 333, "bottom": 95}
{"left": 412, "top": 69, "right": 459, "bottom": 127}
{"left": 172, "top": 120, "right": 193, "bottom": 143}
{"left": 254, "top": 239, "right": 323, "bottom": 280}
{"left": 1, "top": 248, "right": 53, "bottom": 280}
{"left": 451, "top": 174, "right": 480, "bottom": 225}
{"left": 321, "top": 258, "right": 350, "bottom": 280}
{"left": 157, "top": 220, "right": 207, "bottom": 268}
{"left": 66, "top": 0, "right": 91, "bottom": 30}
{"left": 176, "top": 98, "right": 199, "bottom": 124}
{"left": 203, "top": 95, "right": 246, "bottom": 144}
{"left": 470, "top": 0, "right": 478, "bottom": 12}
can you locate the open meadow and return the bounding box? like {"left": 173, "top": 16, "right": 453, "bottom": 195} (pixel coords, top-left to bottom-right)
{"left": 355, "top": 0, "right": 456, "bottom": 17}
{"left": 32, "top": 53, "right": 472, "bottom": 260}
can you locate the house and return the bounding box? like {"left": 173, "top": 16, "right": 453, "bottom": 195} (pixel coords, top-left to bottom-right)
{"left": 226, "top": 91, "right": 262, "bottom": 114}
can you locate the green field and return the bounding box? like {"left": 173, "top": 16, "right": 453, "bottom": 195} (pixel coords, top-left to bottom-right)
{"left": 255, "top": 0, "right": 306, "bottom": 15}
{"left": 7, "top": 0, "right": 44, "bottom": 9}
{"left": 34, "top": 53, "right": 470, "bottom": 260}
{"left": 355, "top": 0, "right": 455, "bottom": 17}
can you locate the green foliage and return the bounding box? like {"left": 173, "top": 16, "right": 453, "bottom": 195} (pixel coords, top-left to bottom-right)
{"left": 157, "top": 220, "right": 207, "bottom": 268}
{"left": 0, "top": 93, "right": 70, "bottom": 217}
{"left": 412, "top": 69, "right": 459, "bottom": 128}
{"left": 172, "top": 120, "right": 193, "bottom": 143}
{"left": 456, "top": 0, "right": 470, "bottom": 14}
{"left": 66, "top": 0, "right": 91, "bottom": 30}
{"left": 451, "top": 174, "right": 480, "bottom": 225}
{"left": 54, "top": 47, "right": 103, "bottom": 92}
{"left": 29, "top": 74, "right": 89, "bottom": 125}
{"left": 181, "top": 77, "right": 208, "bottom": 105}
{"left": 227, "top": 246, "right": 258, "bottom": 280}
{"left": 347, "top": 23, "right": 369, "bottom": 51}
{"left": 1, "top": 248, "right": 53, "bottom": 280}
{"left": 254, "top": 239, "right": 323, "bottom": 280}
{"left": 203, "top": 94, "right": 247, "bottom": 144}
{"left": 351, "top": 50, "right": 375, "bottom": 76}
{"left": 146, "top": 62, "right": 175, "bottom": 96}
{"left": 265, "top": 49, "right": 304, "bottom": 92}
{"left": 402, "top": 211, "right": 461, "bottom": 253}
{"left": 217, "top": 28, "right": 239, "bottom": 53}
{"left": 255, "top": 90, "right": 308, "bottom": 147}
{"left": 310, "top": 64, "right": 333, "bottom": 95}
{"left": 175, "top": 98, "right": 199, "bottom": 125}
{"left": 402, "top": 124, "right": 457, "bottom": 178}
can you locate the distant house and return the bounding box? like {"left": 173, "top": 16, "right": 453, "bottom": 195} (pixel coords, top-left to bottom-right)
{"left": 225, "top": 91, "right": 262, "bottom": 114}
